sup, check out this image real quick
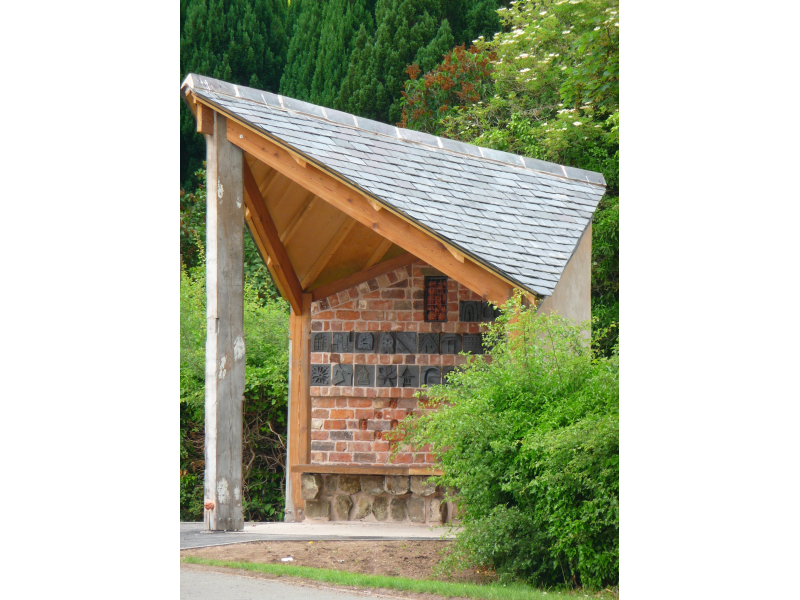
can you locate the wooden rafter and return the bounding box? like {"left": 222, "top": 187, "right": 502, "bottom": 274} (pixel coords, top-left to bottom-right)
{"left": 300, "top": 217, "right": 357, "bottom": 289}
{"left": 310, "top": 251, "right": 417, "bottom": 302}
{"left": 281, "top": 194, "right": 317, "bottom": 244}
{"left": 242, "top": 161, "right": 304, "bottom": 314}
{"left": 226, "top": 119, "right": 514, "bottom": 305}
{"left": 197, "top": 102, "right": 214, "bottom": 135}
{"left": 363, "top": 238, "right": 393, "bottom": 270}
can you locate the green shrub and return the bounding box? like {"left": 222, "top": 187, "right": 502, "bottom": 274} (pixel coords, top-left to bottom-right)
{"left": 180, "top": 180, "right": 290, "bottom": 522}
{"left": 403, "top": 295, "right": 619, "bottom": 589}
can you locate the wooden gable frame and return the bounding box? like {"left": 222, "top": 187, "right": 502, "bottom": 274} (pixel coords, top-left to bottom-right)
{"left": 187, "top": 92, "right": 540, "bottom": 525}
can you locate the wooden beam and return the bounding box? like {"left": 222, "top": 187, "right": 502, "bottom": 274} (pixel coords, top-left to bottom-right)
{"left": 226, "top": 119, "right": 515, "bottom": 305}
{"left": 363, "top": 238, "right": 393, "bottom": 270}
{"left": 293, "top": 155, "right": 307, "bottom": 168}
{"left": 310, "top": 251, "right": 417, "bottom": 302}
{"left": 300, "top": 218, "right": 357, "bottom": 289}
{"left": 366, "top": 197, "right": 382, "bottom": 212}
{"left": 204, "top": 112, "right": 244, "bottom": 532}
{"left": 242, "top": 161, "right": 304, "bottom": 314}
{"left": 291, "top": 464, "right": 443, "bottom": 477}
{"left": 197, "top": 102, "right": 214, "bottom": 135}
{"left": 281, "top": 195, "right": 317, "bottom": 245}
{"left": 445, "top": 244, "right": 465, "bottom": 263}
{"left": 245, "top": 213, "right": 290, "bottom": 302}
{"left": 287, "top": 294, "right": 312, "bottom": 521}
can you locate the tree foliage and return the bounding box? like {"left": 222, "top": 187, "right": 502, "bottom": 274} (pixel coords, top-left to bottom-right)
{"left": 400, "top": 0, "right": 619, "bottom": 352}
{"left": 402, "top": 296, "right": 619, "bottom": 589}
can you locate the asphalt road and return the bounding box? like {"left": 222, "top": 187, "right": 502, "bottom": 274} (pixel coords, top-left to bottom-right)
{"left": 181, "top": 565, "right": 372, "bottom": 600}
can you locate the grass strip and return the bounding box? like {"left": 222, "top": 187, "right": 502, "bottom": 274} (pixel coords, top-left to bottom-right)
{"left": 181, "top": 556, "right": 581, "bottom": 600}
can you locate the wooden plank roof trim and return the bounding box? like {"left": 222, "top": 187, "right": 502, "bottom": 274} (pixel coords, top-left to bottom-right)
{"left": 182, "top": 74, "right": 607, "bottom": 297}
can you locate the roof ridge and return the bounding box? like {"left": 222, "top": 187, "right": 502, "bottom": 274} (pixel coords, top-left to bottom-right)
{"left": 182, "top": 73, "right": 606, "bottom": 187}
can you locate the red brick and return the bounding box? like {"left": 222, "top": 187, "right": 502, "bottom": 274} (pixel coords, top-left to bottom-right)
{"left": 348, "top": 286, "right": 359, "bottom": 299}
{"left": 353, "top": 430, "right": 373, "bottom": 441}
{"left": 317, "top": 310, "right": 335, "bottom": 320}
{"left": 367, "top": 322, "right": 381, "bottom": 331}
{"left": 442, "top": 354, "right": 455, "bottom": 366}
{"left": 311, "top": 409, "right": 329, "bottom": 418}
{"left": 311, "top": 452, "right": 326, "bottom": 462}
{"left": 385, "top": 311, "right": 397, "bottom": 321}
{"left": 336, "top": 310, "right": 361, "bottom": 320}
{"left": 354, "top": 321, "right": 368, "bottom": 331}
{"left": 396, "top": 312, "right": 412, "bottom": 321}
{"left": 379, "top": 322, "right": 392, "bottom": 331}
{"left": 312, "top": 398, "right": 335, "bottom": 408}
{"left": 394, "top": 300, "right": 412, "bottom": 311}
{"left": 366, "top": 354, "right": 378, "bottom": 364}
{"left": 392, "top": 453, "right": 413, "bottom": 464}
{"left": 330, "top": 409, "right": 353, "bottom": 419}
{"left": 311, "top": 430, "right": 330, "bottom": 440}
{"left": 348, "top": 398, "right": 371, "bottom": 408}
{"left": 368, "top": 300, "right": 393, "bottom": 310}
{"left": 363, "top": 290, "right": 380, "bottom": 298}
{"left": 323, "top": 420, "right": 346, "bottom": 430}
{"left": 405, "top": 322, "right": 418, "bottom": 331}
{"left": 375, "top": 453, "right": 389, "bottom": 463}
{"left": 354, "top": 452, "right": 377, "bottom": 463}
{"left": 389, "top": 279, "right": 409, "bottom": 288}
{"left": 336, "top": 398, "right": 348, "bottom": 407}
{"left": 335, "top": 441, "right": 347, "bottom": 451}
{"left": 311, "top": 321, "right": 323, "bottom": 331}
{"left": 351, "top": 441, "right": 372, "bottom": 452}
{"left": 360, "top": 310, "right": 384, "bottom": 321}
{"left": 381, "top": 289, "right": 405, "bottom": 299}
{"left": 390, "top": 387, "right": 402, "bottom": 397}
{"left": 329, "top": 452, "right": 352, "bottom": 462}
{"left": 330, "top": 321, "right": 343, "bottom": 331}
{"left": 354, "top": 409, "right": 374, "bottom": 419}
{"left": 391, "top": 355, "right": 403, "bottom": 364}
{"left": 378, "top": 354, "right": 392, "bottom": 365}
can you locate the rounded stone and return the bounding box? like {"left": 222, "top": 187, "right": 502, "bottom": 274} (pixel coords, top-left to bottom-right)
{"left": 409, "top": 476, "right": 436, "bottom": 496}
{"left": 390, "top": 497, "right": 408, "bottom": 521}
{"left": 373, "top": 496, "right": 390, "bottom": 521}
{"left": 338, "top": 475, "right": 361, "bottom": 495}
{"left": 360, "top": 475, "right": 385, "bottom": 496}
{"left": 429, "top": 498, "right": 446, "bottom": 523}
{"left": 352, "top": 496, "right": 372, "bottom": 520}
{"left": 304, "top": 499, "right": 330, "bottom": 520}
{"left": 408, "top": 497, "right": 425, "bottom": 523}
{"left": 325, "top": 475, "right": 339, "bottom": 493}
{"left": 300, "top": 474, "right": 323, "bottom": 500}
{"left": 333, "top": 495, "right": 353, "bottom": 520}
{"left": 385, "top": 475, "right": 409, "bottom": 495}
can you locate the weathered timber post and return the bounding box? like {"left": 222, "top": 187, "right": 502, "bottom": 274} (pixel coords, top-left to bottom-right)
{"left": 286, "top": 293, "right": 312, "bottom": 521}
{"left": 204, "top": 112, "right": 245, "bottom": 531}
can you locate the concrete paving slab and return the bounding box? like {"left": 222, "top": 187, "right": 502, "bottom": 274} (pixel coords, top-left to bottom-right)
{"left": 181, "top": 521, "right": 458, "bottom": 550}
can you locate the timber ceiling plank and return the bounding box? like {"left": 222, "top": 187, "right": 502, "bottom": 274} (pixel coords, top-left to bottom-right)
{"left": 300, "top": 217, "right": 358, "bottom": 289}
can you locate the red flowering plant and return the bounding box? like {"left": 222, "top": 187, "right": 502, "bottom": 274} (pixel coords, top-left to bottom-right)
{"left": 398, "top": 44, "right": 496, "bottom": 133}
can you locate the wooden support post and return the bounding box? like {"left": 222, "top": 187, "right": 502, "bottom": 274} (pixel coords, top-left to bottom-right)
{"left": 204, "top": 112, "right": 245, "bottom": 531}
{"left": 286, "top": 293, "right": 312, "bottom": 521}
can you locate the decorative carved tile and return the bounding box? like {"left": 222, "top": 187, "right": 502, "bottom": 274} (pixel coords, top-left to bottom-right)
{"left": 353, "top": 364, "right": 375, "bottom": 387}
{"left": 463, "top": 334, "right": 484, "bottom": 354}
{"left": 421, "top": 366, "right": 441, "bottom": 386}
{"left": 398, "top": 366, "right": 419, "bottom": 388}
{"left": 355, "top": 332, "right": 376, "bottom": 353}
{"left": 440, "top": 333, "right": 462, "bottom": 354}
{"left": 395, "top": 332, "right": 417, "bottom": 354}
{"left": 377, "top": 365, "right": 398, "bottom": 387}
{"left": 417, "top": 332, "right": 440, "bottom": 354}
{"left": 310, "top": 364, "right": 331, "bottom": 385}
{"left": 424, "top": 276, "right": 448, "bottom": 322}
{"left": 459, "top": 301, "right": 481, "bottom": 323}
{"left": 481, "top": 301, "right": 500, "bottom": 322}
{"left": 377, "top": 332, "right": 395, "bottom": 354}
{"left": 311, "top": 332, "right": 331, "bottom": 352}
{"left": 331, "top": 331, "right": 354, "bottom": 353}
{"left": 331, "top": 364, "right": 353, "bottom": 386}
{"left": 442, "top": 366, "right": 455, "bottom": 384}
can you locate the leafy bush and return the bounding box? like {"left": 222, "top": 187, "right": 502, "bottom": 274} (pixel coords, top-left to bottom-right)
{"left": 180, "top": 173, "right": 290, "bottom": 522}
{"left": 403, "top": 296, "right": 619, "bottom": 589}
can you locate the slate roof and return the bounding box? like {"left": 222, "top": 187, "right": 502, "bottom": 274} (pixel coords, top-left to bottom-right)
{"left": 182, "top": 74, "right": 606, "bottom": 297}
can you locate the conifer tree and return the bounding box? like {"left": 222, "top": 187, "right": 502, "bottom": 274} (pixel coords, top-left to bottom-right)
{"left": 180, "top": 0, "right": 289, "bottom": 187}
{"left": 278, "top": 0, "right": 324, "bottom": 101}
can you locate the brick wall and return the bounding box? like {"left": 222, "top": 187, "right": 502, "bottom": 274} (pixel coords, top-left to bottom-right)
{"left": 308, "top": 260, "right": 495, "bottom": 467}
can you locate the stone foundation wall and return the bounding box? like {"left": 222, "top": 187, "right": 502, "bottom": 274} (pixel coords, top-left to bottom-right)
{"left": 300, "top": 473, "right": 453, "bottom": 524}
{"left": 309, "top": 260, "right": 495, "bottom": 467}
